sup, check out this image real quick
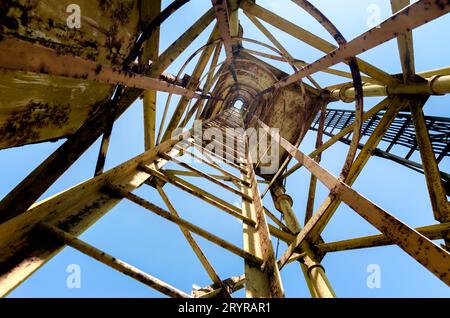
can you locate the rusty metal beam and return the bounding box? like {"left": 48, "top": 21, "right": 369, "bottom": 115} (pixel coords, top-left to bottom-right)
{"left": 182, "top": 43, "right": 223, "bottom": 126}
{"left": 212, "top": 0, "right": 234, "bottom": 64}
{"left": 159, "top": 153, "right": 252, "bottom": 200}
{"left": 410, "top": 99, "right": 450, "bottom": 249}
{"left": 194, "top": 275, "right": 246, "bottom": 298}
{"left": 0, "top": 126, "right": 195, "bottom": 296}
{"left": 106, "top": 185, "right": 263, "bottom": 266}
{"left": 244, "top": 11, "right": 321, "bottom": 90}
{"left": 0, "top": 7, "right": 214, "bottom": 225}
{"left": 95, "top": 0, "right": 193, "bottom": 173}
{"left": 329, "top": 75, "right": 450, "bottom": 102}
{"left": 259, "top": 0, "right": 450, "bottom": 95}
{"left": 141, "top": 0, "right": 162, "bottom": 150}
{"left": 391, "top": 0, "right": 415, "bottom": 81}
{"left": 172, "top": 146, "right": 249, "bottom": 186}
{"left": 316, "top": 222, "right": 450, "bottom": 253}
{"left": 304, "top": 97, "right": 407, "bottom": 242}
{"left": 271, "top": 185, "right": 335, "bottom": 298}
{"left": 155, "top": 184, "right": 231, "bottom": 297}
{"left": 40, "top": 223, "right": 190, "bottom": 298}
{"left": 141, "top": 166, "right": 255, "bottom": 225}
{"left": 240, "top": 0, "right": 398, "bottom": 86}
{"left": 260, "top": 120, "right": 450, "bottom": 286}
{"left": 240, "top": 48, "right": 377, "bottom": 84}
{"left": 0, "top": 37, "right": 203, "bottom": 99}
{"left": 283, "top": 98, "right": 391, "bottom": 178}
{"left": 305, "top": 104, "right": 326, "bottom": 223}
{"left": 212, "top": 0, "right": 239, "bottom": 87}
{"left": 241, "top": 146, "right": 284, "bottom": 297}
{"left": 161, "top": 26, "right": 220, "bottom": 142}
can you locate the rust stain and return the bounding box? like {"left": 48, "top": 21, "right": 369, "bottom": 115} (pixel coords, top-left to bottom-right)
{"left": 0, "top": 101, "right": 70, "bottom": 146}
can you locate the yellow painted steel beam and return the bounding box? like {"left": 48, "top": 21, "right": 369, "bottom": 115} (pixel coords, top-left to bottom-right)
{"left": 161, "top": 26, "right": 220, "bottom": 142}
{"left": 330, "top": 75, "right": 450, "bottom": 102}
{"left": 271, "top": 185, "right": 335, "bottom": 298}
{"left": 410, "top": 99, "right": 450, "bottom": 249}
{"left": 305, "top": 105, "right": 326, "bottom": 223}
{"left": 418, "top": 66, "right": 450, "bottom": 78}
{"left": 159, "top": 152, "right": 252, "bottom": 201}
{"left": 240, "top": 0, "right": 398, "bottom": 86}
{"left": 0, "top": 36, "right": 203, "bottom": 99}
{"left": 107, "top": 185, "right": 263, "bottom": 265}
{"left": 283, "top": 98, "right": 391, "bottom": 179}
{"left": 165, "top": 169, "right": 238, "bottom": 184}
{"left": 324, "top": 65, "right": 450, "bottom": 91}
{"left": 240, "top": 48, "right": 378, "bottom": 84}
{"left": 141, "top": 0, "right": 162, "bottom": 150}
{"left": 211, "top": 0, "right": 240, "bottom": 88}
{"left": 141, "top": 166, "right": 256, "bottom": 225}
{"left": 391, "top": 0, "right": 415, "bottom": 81}
{"left": 155, "top": 184, "right": 231, "bottom": 297}
{"left": 182, "top": 43, "right": 223, "bottom": 126}
{"left": 316, "top": 222, "right": 450, "bottom": 253}
{"left": 41, "top": 224, "right": 190, "bottom": 298}
{"left": 259, "top": 119, "right": 450, "bottom": 286}
{"left": 190, "top": 138, "right": 246, "bottom": 172}
{"left": 149, "top": 8, "right": 216, "bottom": 76}
{"left": 229, "top": 0, "right": 240, "bottom": 39}
{"left": 171, "top": 146, "right": 250, "bottom": 186}
{"left": 194, "top": 275, "right": 246, "bottom": 298}
{"left": 241, "top": 153, "right": 285, "bottom": 297}
{"left": 243, "top": 12, "right": 321, "bottom": 89}
{"left": 264, "top": 207, "right": 292, "bottom": 234}
{"left": 306, "top": 97, "right": 407, "bottom": 241}
{"left": 0, "top": 123, "right": 197, "bottom": 296}
{"left": 258, "top": 0, "right": 449, "bottom": 94}
{"left": 212, "top": 0, "right": 234, "bottom": 64}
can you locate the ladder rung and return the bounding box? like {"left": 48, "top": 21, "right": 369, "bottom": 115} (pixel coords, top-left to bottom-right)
{"left": 159, "top": 153, "right": 253, "bottom": 202}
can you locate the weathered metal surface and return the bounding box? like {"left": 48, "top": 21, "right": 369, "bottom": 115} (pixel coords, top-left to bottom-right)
{"left": 0, "top": 0, "right": 142, "bottom": 148}
{"left": 155, "top": 184, "right": 232, "bottom": 298}
{"left": 202, "top": 52, "right": 324, "bottom": 177}
{"left": 239, "top": 0, "right": 398, "bottom": 86}
{"left": 259, "top": 0, "right": 450, "bottom": 94}
{"left": 106, "top": 185, "right": 263, "bottom": 265}
{"left": 0, "top": 127, "right": 194, "bottom": 296}
{"left": 271, "top": 185, "right": 335, "bottom": 298}
{"left": 259, "top": 119, "right": 450, "bottom": 286}
{"left": 316, "top": 222, "right": 450, "bottom": 253}
{"left": 41, "top": 223, "right": 191, "bottom": 298}
{"left": 0, "top": 37, "right": 203, "bottom": 99}
{"left": 0, "top": 0, "right": 449, "bottom": 298}
{"left": 239, "top": 126, "right": 284, "bottom": 297}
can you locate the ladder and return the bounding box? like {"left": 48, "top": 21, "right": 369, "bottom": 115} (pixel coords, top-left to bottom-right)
{"left": 0, "top": 108, "right": 288, "bottom": 298}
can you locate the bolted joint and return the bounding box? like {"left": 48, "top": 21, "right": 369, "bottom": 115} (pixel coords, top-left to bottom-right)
{"left": 274, "top": 193, "right": 293, "bottom": 211}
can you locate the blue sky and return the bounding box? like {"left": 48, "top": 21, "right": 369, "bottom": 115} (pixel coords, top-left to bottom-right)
{"left": 2, "top": 0, "right": 450, "bottom": 297}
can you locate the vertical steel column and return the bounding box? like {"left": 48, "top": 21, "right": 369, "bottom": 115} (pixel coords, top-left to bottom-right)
{"left": 215, "top": 110, "right": 285, "bottom": 298}
{"left": 241, "top": 160, "right": 285, "bottom": 297}
{"left": 271, "top": 184, "right": 336, "bottom": 298}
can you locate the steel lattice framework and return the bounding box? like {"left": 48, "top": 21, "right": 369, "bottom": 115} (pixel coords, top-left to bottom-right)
{"left": 310, "top": 109, "right": 450, "bottom": 194}
{"left": 0, "top": 0, "right": 449, "bottom": 298}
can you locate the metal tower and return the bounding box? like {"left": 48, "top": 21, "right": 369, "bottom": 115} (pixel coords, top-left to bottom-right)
{"left": 0, "top": 0, "right": 449, "bottom": 297}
